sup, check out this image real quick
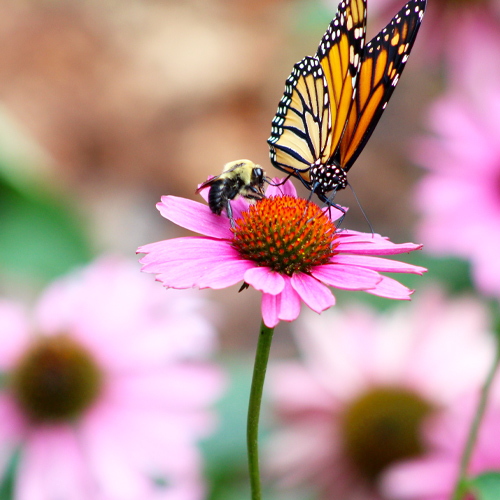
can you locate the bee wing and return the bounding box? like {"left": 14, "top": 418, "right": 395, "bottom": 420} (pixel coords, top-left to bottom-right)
{"left": 195, "top": 175, "right": 220, "bottom": 194}
{"left": 196, "top": 162, "right": 246, "bottom": 194}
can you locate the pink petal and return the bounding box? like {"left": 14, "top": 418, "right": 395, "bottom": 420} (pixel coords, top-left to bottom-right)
{"left": 154, "top": 260, "right": 246, "bottom": 289}
{"left": 228, "top": 196, "right": 252, "bottom": 221}
{"left": 322, "top": 205, "right": 346, "bottom": 222}
{"left": 337, "top": 237, "right": 424, "bottom": 255}
{"left": 337, "top": 230, "right": 423, "bottom": 255}
{"left": 277, "top": 279, "right": 302, "bottom": 322}
{"left": 110, "top": 365, "right": 225, "bottom": 409}
{"left": 80, "top": 415, "right": 151, "bottom": 499}
{"left": 333, "top": 254, "right": 427, "bottom": 274}
{"left": 268, "top": 362, "right": 336, "bottom": 412}
{"left": 0, "top": 396, "right": 23, "bottom": 475}
{"left": 266, "top": 178, "right": 297, "bottom": 198}
{"left": 382, "top": 458, "right": 456, "bottom": 498}
{"left": 197, "top": 259, "right": 256, "bottom": 289}
{"left": 139, "top": 237, "right": 232, "bottom": 264}
{"left": 311, "top": 264, "right": 381, "bottom": 290}
{"left": 139, "top": 238, "right": 248, "bottom": 289}
{"left": 157, "top": 196, "right": 233, "bottom": 239}
{"left": 16, "top": 426, "right": 90, "bottom": 500}
{"left": 291, "top": 273, "right": 335, "bottom": 313}
{"left": 195, "top": 180, "right": 212, "bottom": 202}
{"left": 261, "top": 280, "right": 302, "bottom": 327}
{"left": 366, "top": 276, "right": 414, "bottom": 300}
{"left": 261, "top": 293, "right": 280, "bottom": 328}
{"left": 0, "top": 301, "right": 31, "bottom": 368}
{"left": 244, "top": 267, "right": 285, "bottom": 295}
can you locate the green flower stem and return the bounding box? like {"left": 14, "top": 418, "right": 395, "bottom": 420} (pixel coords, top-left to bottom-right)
{"left": 451, "top": 333, "right": 500, "bottom": 500}
{"left": 247, "top": 320, "right": 275, "bottom": 500}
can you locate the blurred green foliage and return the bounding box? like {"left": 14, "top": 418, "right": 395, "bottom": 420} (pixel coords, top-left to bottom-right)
{"left": 468, "top": 472, "right": 500, "bottom": 500}
{"left": 0, "top": 111, "right": 93, "bottom": 288}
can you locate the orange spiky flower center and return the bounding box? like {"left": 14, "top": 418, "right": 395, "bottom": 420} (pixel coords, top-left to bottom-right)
{"left": 232, "top": 195, "right": 338, "bottom": 276}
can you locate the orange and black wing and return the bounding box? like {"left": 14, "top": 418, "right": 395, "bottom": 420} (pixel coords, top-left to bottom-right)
{"left": 268, "top": 0, "right": 367, "bottom": 188}
{"left": 338, "top": 0, "right": 426, "bottom": 170}
{"left": 316, "top": 0, "right": 366, "bottom": 159}
{"left": 267, "top": 57, "right": 331, "bottom": 189}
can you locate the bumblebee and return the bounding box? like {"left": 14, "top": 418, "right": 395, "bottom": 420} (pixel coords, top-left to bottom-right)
{"left": 196, "top": 160, "right": 266, "bottom": 227}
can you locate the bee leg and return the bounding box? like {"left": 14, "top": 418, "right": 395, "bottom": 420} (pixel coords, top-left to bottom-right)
{"left": 225, "top": 201, "right": 236, "bottom": 229}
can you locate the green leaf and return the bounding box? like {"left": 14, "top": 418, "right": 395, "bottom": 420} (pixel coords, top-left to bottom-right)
{"left": 467, "top": 471, "right": 500, "bottom": 500}
{"left": 0, "top": 447, "right": 19, "bottom": 500}
{"left": 0, "top": 180, "right": 93, "bottom": 284}
{"left": 0, "top": 108, "right": 94, "bottom": 285}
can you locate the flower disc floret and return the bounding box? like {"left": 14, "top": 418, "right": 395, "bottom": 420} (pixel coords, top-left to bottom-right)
{"left": 232, "top": 195, "right": 338, "bottom": 276}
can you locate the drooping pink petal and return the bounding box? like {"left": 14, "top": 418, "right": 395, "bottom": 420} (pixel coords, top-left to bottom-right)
{"left": 366, "top": 276, "right": 414, "bottom": 300}
{"left": 333, "top": 254, "right": 427, "bottom": 274}
{"left": 276, "top": 279, "right": 302, "bottom": 322}
{"left": 311, "top": 264, "right": 381, "bottom": 290}
{"left": 261, "top": 293, "right": 280, "bottom": 328}
{"left": 244, "top": 267, "right": 285, "bottom": 295}
{"left": 157, "top": 196, "right": 233, "bottom": 239}
{"left": 261, "top": 280, "right": 302, "bottom": 327}
{"left": 291, "top": 273, "right": 335, "bottom": 313}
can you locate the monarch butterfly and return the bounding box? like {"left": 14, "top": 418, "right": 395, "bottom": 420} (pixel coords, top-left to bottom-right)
{"left": 268, "top": 0, "right": 426, "bottom": 204}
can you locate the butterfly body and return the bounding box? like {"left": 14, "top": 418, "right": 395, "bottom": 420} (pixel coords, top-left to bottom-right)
{"left": 268, "top": 0, "right": 426, "bottom": 204}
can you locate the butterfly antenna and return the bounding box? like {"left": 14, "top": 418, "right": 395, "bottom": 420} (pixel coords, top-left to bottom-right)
{"left": 347, "top": 181, "right": 374, "bottom": 236}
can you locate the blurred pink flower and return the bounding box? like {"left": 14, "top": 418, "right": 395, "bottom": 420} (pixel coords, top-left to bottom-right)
{"left": 414, "top": 85, "right": 500, "bottom": 297}
{"left": 382, "top": 387, "right": 500, "bottom": 500}
{"left": 0, "top": 256, "right": 224, "bottom": 500}
{"left": 444, "top": 16, "right": 500, "bottom": 96}
{"left": 266, "top": 290, "right": 494, "bottom": 500}
{"left": 331, "top": 0, "right": 500, "bottom": 63}
{"left": 138, "top": 179, "right": 425, "bottom": 328}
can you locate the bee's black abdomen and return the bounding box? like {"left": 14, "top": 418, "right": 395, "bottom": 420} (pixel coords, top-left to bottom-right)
{"left": 208, "top": 180, "right": 226, "bottom": 215}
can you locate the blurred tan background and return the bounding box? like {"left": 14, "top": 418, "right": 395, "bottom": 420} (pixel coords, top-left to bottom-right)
{"left": 0, "top": 0, "right": 432, "bottom": 352}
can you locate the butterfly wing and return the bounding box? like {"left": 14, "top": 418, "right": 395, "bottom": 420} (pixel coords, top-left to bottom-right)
{"left": 338, "top": 0, "right": 426, "bottom": 170}
{"left": 268, "top": 0, "right": 367, "bottom": 188}
{"left": 316, "top": 0, "right": 367, "bottom": 159}
{"left": 268, "top": 56, "right": 331, "bottom": 189}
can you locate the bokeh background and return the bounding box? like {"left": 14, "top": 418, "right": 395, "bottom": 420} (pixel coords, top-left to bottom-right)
{"left": 1, "top": 0, "right": 499, "bottom": 499}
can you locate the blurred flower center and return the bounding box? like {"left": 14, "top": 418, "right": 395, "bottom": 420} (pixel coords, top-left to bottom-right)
{"left": 9, "top": 335, "right": 103, "bottom": 423}
{"left": 340, "top": 387, "right": 433, "bottom": 481}
{"left": 232, "top": 195, "right": 338, "bottom": 276}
